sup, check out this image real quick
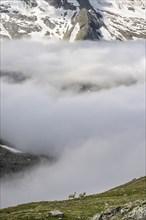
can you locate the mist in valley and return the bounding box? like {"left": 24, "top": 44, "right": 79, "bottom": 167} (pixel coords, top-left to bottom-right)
{"left": 0, "top": 39, "right": 145, "bottom": 208}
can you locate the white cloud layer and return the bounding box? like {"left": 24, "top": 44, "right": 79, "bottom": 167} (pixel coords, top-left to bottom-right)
{"left": 0, "top": 39, "right": 145, "bottom": 208}
{"left": 1, "top": 39, "right": 145, "bottom": 91}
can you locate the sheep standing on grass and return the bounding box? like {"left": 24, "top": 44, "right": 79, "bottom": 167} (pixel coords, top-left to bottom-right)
{"left": 68, "top": 192, "right": 76, "bottom": 200}
{"left": 79, "top": 192, "right": 86, "bottom": 199}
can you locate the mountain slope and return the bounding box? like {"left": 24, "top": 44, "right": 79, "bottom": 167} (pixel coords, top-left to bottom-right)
{"left": 0, "top": 140, "right": 53, "bottom": 178}
{"left": 0, "top": 176, "right": 145, "bottom": 219}
{"left": 0, "top": 0, "right": 145, "bottom": 40}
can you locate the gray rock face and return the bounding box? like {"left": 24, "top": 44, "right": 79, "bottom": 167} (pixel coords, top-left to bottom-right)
{"left": 90, "top": 200, "right": 146, "bottom": 220}
{"left": 63, "top": 8, "right": 102, "bottom": 41}
{"left": 0, "top": 0, "right": 145, "bottom": 41}
{"left": 43, "top": 17, "right": 56, "bottom": 29}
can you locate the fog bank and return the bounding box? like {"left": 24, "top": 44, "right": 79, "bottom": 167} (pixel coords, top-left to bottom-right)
{"left": 0, "top": 39, "right": 145, "bottom": 208}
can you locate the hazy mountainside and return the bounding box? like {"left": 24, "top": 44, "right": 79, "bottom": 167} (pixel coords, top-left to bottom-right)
{"left": 0, "top": 139, "right": 53, "bottom": 178}
{"left": 0, "top": 0, "right": 145, "bottom": 40}
{"left": 0, "top": 176, "right": 145, "bottom": 219}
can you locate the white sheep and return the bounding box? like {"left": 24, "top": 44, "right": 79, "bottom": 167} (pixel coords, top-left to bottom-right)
{"left": 79, "top": 192, "right": 86, "bottom": 199}
{"left": 68, "top": 192, "right": 76, "bottom": 200}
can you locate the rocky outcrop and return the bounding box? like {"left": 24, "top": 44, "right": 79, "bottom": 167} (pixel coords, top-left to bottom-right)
{"left": 90, "top": 200, "right": 146, "bottom": 220}
{"left": 49, "top": 210, "right": 64, "bottom": 218}
{"left": 63, "top": 8, "right": 102, "bottom": 41}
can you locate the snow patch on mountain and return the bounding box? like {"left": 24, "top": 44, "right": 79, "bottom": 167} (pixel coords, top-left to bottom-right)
{"left": 0, "top": 144, "right": 23, "bottom": 154}
{"left": 67, "top": 0, "right": 79, "bottom": 7}
{"left": 70, "top": 22, "right": 80, "bottom": 42}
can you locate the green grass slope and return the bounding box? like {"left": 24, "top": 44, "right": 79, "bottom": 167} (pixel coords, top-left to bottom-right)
{"left": 0, "top": 176, "right": 145, "bottom": 220}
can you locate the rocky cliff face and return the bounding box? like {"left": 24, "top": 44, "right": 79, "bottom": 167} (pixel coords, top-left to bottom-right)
{"left": 0, "top": 0, "right": 145, "bottom": 40}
